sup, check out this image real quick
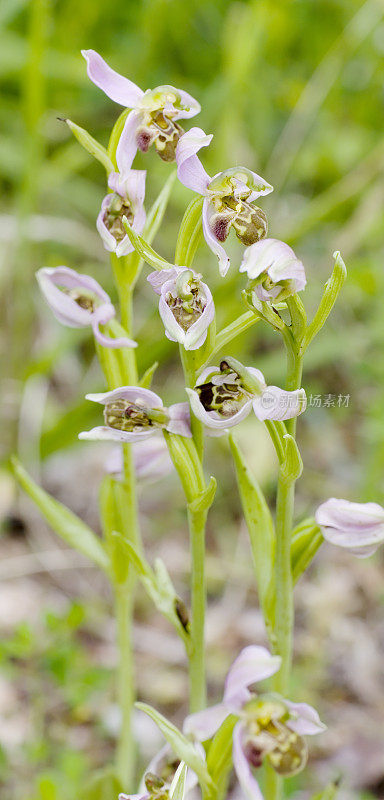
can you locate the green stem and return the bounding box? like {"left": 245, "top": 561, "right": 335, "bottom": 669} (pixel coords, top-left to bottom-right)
{"left": 115, "top": 582, "right": 136, "bottom": 788}
{"left": 188, "top": 508, "right": 208, "bottom": 712}
{"left": 180, "top": 346, "right": 204, "bottom": 461}
{"left": 106, "top": 243, "right": 142, "bottom": 784}
{"left": 268, "top": 333, "right": 303, "bottom": 800}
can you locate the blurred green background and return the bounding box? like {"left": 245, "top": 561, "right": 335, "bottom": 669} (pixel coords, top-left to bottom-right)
{"left": 1, "top": 0, "right": 384, "bottom": 798}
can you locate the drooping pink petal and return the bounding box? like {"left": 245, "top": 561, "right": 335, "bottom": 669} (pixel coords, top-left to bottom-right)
{"left": 252, "top": 387, "right": 307, "bottom": 422}
{"left": 81, "top": 49, "right": 144, "bottom": 106}
{"left": 79, "top": 425, "right": 155, "bottom": 443}
{"left": 119, "top": 793, "right": 149, "bottom": 800}
{"left": 167, "top": 402, "right": 192, "bottom": 437}
{"left": 85, "top": 386, "right": 163, "bottom": 408}
{"left": 176, "top": 128, "right": 212, "bottom": 194}
{"left": 285, "top": 701, "right": 327, "bottom": 736}
{"left": 91, "top": 313, "right": 137, "bottom": 349}
{"left": 315, "top": 498, "right": 384, "bottom": 557}
{"left": 232, "top": 722, "right": 264, "bottom": 800}
{"left": 183, "top": 703, "right": 229, "bottom": 741}
{"left": 186, "top": 388, "right": 252, "bottom": 431}
{"left": 116, "top": 110, "right": 144, "bottom": 175}
{"left": 224, "top": 646, "right": 281, "bottom": 712}
{"left": 202, "top": 197, "right": 230, "bottom": 276}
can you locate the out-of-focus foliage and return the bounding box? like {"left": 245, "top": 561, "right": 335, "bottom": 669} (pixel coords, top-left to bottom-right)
{"left": 1, "top": 0, "right": 384, "bottom": 797}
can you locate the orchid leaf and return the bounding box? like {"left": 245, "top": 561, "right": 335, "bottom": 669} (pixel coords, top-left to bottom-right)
{"left": 112, "top": 534, "right": 190, "bottom": 647}
{"left": 11, "top": 457, "right": 109, "bottom": 573}
{"left": 206, "top": 715, "right": 237, "bottom": 795}
{"left": 122, "top": 220, "right": 174, "bottom": 271}
{"left": 281, "top": 434, "right": 303, "bottom": 483}
{"left": 66, "top": 119, "right": 114, "bottom": 174}
{"left": 139, "top": 361, "right": 159, "bottom": 388}
{"left": 174, "top": 196, "right": 204, "bottom": 267}
{"left": 169, "top": 762, "right": 187, "bottom": 800}
{"left": 304, "top": 251, "right": 347, "bottom": 350}
{"left": 135, "top": 703, "right": 214, "bottom": 793}
{"left": 291, "top": 517, "right": 323, "bottom": 584}
{"left": 188, "top": 476, "right": 217, "bottom": 514}
{"left": 229, "top": 436, "right": 275, "bottom": 610}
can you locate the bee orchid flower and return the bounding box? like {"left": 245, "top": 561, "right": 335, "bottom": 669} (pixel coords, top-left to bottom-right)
{"left": 36, "top": 266, "right": 136, "bottom": 349}
{"left": 97, "top": 168, "right": 146, "bottom": 257}
{"left": 184, "top": 646, "right": 326, "bottom": 800}
{"left": 315, "top": 498, "right": 384, "bottom": 557}
{"left": 82, "top": 50, "right": 200, "bottom": 165}
{"left": 147, "top": 267, "right": 215, "bottom": 350}
{"left": 240, "top": 239, "right": 307, "bottom": 302}
{"left": 176, "top": 128, "right": 273, "bottom": 276}
{"left": 186, "top": 358, "right": 306, "bottom": 431}
{"left": 79, "top": 386, "right": 191, "bottom": 443}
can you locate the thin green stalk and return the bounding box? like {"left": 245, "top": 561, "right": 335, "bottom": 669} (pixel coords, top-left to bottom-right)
{"left": 188, "top": 507, "right": 207, "bottom": 713}
{"left": 180, "top": 346, "right": 204, "bottom": 461}
{"left": 115, "top": 582, "right": 136, "bottom": 788}
{"left": 106, "top": 242, "right": 142, "bottom": 785}
{"left": 268, "top": 333, "right": 303, "bottom": 800}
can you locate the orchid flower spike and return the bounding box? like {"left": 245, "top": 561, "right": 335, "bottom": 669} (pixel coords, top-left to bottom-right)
{"left": 186, "top": 358, "right": 306, "bottom": 431}
{"left": 82, "top": 50, "right": 200, "bottom": 165}
{"left": 315, "top": 498, "right": 384, "bottom": 557}
{"left": 148, "top": 267, "right": 215, "bottom": 350}
{"left": 97, "top": 169, "right": 146, "bottom": 257}
{"left": 240, "top": 239, "right": 307, "bottom": 302}
{"left": 184, "top": 646, "right": 326, "bottom": 799}
{"left": 79, "top": 386, "right": 191, "bottom": 443}
{"left": 106, "top": 437, "right": 174, "bottom": 483}
{"left": 176, "top": 128, "right": 273, "bottom": 276}
{"left": 36, "top": 267, "right": 136, "bottom": 349}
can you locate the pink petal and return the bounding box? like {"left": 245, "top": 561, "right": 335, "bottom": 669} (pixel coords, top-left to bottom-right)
{"left": 81, "top": 50, "right": 143, "bottom": 106}
{"left": 176, "top": 127, "right": 212, "bottom": 194}
{"left": 240, "top": 239, "right": 306, "bottom": 294}
{"left": 79, "top": 426, "right": 155, "bottom": 443}
{"left": 252, "top": 388, "right": 307, "bottom": 422}
{"left": 85, "top": 386, "right": 163, "bottom": 408}
{"left": 202, "top": 197, "right": 230, "bottom": 276}
{"left": 91, "top": 314, "right": 137, "bottom": 349}
{"left": 167, "top": 402, "right": 192, "bottom": 437}
{"left": 116, "top": 110, "right": 144, "bottom": 175}
{"left": 147, "top": 268, "right": 182, "bottom": 295}
{"left": 315, "top": 498, "right": 384, "bottom": 556}
{"left": 285, "top": 701, "right": 327, "bottom": 736}
{"left": 171, "top": 88, "right": 201, "bottom": 120}
{"left": 183, "top": 703, "right": 229, "bottom": 740}
{"left": 224, "top": 646, "right": 281, "bottom": 712}
{"left": 233, "top": 722, "right": 264, "bottom": 800}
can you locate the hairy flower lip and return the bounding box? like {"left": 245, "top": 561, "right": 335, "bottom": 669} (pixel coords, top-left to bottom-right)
{"left": 36, "top": 266, "right": 136, "bottom": 349}
{"left": 176, "top": 128, "right": 273, "bottom": 276}
{"left": 147, "top": 267, "right": 215, "bottom": 350}
{"left": 315, "top": 497, "right": 384, "bottom": 557}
